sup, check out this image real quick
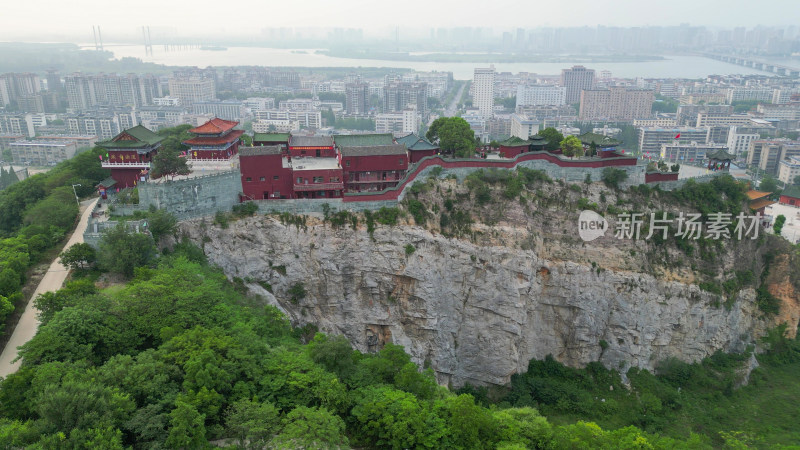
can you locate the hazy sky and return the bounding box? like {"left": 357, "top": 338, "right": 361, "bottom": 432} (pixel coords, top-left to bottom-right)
{"left": 1, "top": 0, "right": 796, "bottom": 41}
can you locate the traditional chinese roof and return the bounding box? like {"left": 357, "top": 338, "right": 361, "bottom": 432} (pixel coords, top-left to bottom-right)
{"left": 499, "top": 136, "right": 531, "bottom": 147}
{"left": 396, "top": 133, "right": 438, "bottom": 151}
{"left": 334, "top": 133, "right": 395, "bottom": 147}
{"left": 340, "top": 144, "right": 408, "bottom": 157}
{"left": 781, "top": 185, "right": 800, "bottom": 199}
{"left": 96, "top": 125, "right": 163, "bottom": 151}
{"left": 96, "top": 177, "right": 117, "bottom": 188}
{"left": 188, "top": 118, "right": 238, "bottom": 135}
{"left": 183, "top": 129, "right": 244, "bottom": 147}
{"left": 290, "top": 135, "right": 334, "bottom": 148}
{"left": 578, "top": 132, "right": 622, "bottom": 147}
{"left": 750, "top": 198, "right": 775, "bottom": 211}
{"left": 240, "top": 145, "right": 283, "bottom": 157}
{"left": 706, "top": 148, "right": 735, "bottom": 161}
{"left": 252, "top": 132, "right": 290, "bottom": 143}
{"left": 746, "top": 190, "right": 772, "bottom": 201}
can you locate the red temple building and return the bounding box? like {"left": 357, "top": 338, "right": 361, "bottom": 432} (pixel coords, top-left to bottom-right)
{"left": 96, "top": 125, "right": 164, "bottom": 189}
{"left": 779, "top": 185, "right": 800, "bottom": 207}
{"left": 183, "top": 118, "right": 244, "bottom": 161}
{"left": 341, "top": 144, "right": 408, "bottom": 192}
{"left": 239, "top": 146, "right": 293, "bottom": 200}
{"left": 289, "top": 135, "right": 336, "bottom": 158}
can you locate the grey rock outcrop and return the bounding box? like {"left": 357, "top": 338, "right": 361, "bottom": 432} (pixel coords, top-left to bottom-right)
{"left": 183, "top": 216, "right": 766, "bottom": 387}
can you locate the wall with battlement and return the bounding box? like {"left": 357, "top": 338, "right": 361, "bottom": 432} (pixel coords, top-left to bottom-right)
{"left": 138, "top": 171, "right": 243, "bottom": 220}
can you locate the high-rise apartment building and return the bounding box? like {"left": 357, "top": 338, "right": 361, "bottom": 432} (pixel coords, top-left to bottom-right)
{"left": 579, "top": 87, "right": 654, "bottom": 121}
{"left": 383, "top": 82, "right": 428, "bottom": 114}
{"left": 0, "top": 73, "right": 42, "bottom": 106}
{"left": 64, "top": 73, "right": 163, "bottom": 111}
{"left": 345, "top": 82, "right": 370, "bottom": 115}
{"left": 516, "top": 85, "right": 566, "bottom": 106}
{"left": 472, "top": 66, "right": 496, "bottom": 119}
{"left": 560, "top": 66, "right": 595, "bottom": 105}
{"left": 167, "top": 77, "right": 216, "bottom": 106}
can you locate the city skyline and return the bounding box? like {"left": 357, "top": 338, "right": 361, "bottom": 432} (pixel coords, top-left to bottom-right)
{"left": 1, "top": 0, "right": 799, "bottom": 42}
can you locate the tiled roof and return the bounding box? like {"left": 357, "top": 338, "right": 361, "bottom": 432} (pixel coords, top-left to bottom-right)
{"left": 189, "top": 118, "right": 239, "bottom": 135}
{"left": 290, "top": 135, "right": 334, "bottom": 147}
{"left": 96, "top": 125, "right": 163, "bottom": 149}
{"left": 396, "top": 133, "right": 438, "bottom": 151}
{"left": 253, "top": 132, "right": 290, "bottom": 143}
{"left": 780, "top": 185, "right": 800, "bottom": 199}
{"left": 499, "top": 136, "right": 530, "bottom": 147}
{"left": 746, "top": 190, "right": 771, "bottom": 200}
{"left": 750, "top": 198, "right": 775, "bottom": 210}
{"left": 183, "top": 129, "right": 244, "bottom": 146}
{"left": 340, "top": 144, "right": 407, "bottom": 157}
{"left": 578, "top": 132, "right": 621, "bottom": 147}
{"left": 334, "top": 133, "right": 395, "bottom": 147}
{"left": 706, "top": 148, "right": 735, "bottom": 160}
{"left": 240, "top": 145, "right": 283, "bottom": 157}
{"left": 96, "top": 177, "right": 117, "bottom": 188}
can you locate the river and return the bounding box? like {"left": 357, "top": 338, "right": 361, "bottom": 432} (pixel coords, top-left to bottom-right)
{"left": 99, "top": 45, "right": 767, "bottom": 80}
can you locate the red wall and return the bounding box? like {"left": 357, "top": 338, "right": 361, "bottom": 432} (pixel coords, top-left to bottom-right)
{"left": 780, "top": 195, "right": 800, "bottom": 206}
{"left": 240, "top": 153, "right": 293, "bottom": 199}
{"left": 409, "top": 149, "right": 436, "bottom": 163}
{"left": 192, "top": 141, "right": 240, "bottom": 160}
{"left": 498, "top": 145, "right": 527, "bottom": 158}
{"left": 342, "top": 153, "right": 408, "bottom": 174}
{"left": 289, "top": 146, "right": 336, "bottom": 158}
{"left": 342, "top": 152, "right": 638, "bottom": 202}
{"left": 110, "top": 168, "right": 146, "bottom": 189}
{"left": 645, "top": 172, "right": 679, "bottom": 183}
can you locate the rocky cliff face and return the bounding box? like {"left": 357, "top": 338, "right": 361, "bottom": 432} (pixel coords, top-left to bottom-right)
{"left": 183, "top": 214, "right": 772, "bottom": 387}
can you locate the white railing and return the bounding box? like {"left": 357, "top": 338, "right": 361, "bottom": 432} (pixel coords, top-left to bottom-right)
{"left": 101, "top": 162, "right": 151, "bottom": 168}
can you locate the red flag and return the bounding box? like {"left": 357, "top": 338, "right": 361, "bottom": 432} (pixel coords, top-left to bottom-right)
{"left": 98, "top": 155, "right": 103, "bottom": 160}
{"left": 674, "top": 133, "right": 681, "bottom": 139}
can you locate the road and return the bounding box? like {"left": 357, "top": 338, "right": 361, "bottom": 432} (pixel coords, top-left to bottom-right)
{"left": 0, "top": 198, "right": 98, "bottom": 378}
{"left": 445, "top": 82, "right": 466, "bottom": 117}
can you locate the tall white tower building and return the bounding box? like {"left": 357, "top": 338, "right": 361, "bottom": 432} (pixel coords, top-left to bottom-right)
{"left": 473, "top": 65, "right": 496, "bottom": 119}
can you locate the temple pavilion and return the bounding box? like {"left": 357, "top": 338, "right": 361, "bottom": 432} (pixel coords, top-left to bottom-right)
{"left": 183, "top": 118, "right": 244, "bottom": 161}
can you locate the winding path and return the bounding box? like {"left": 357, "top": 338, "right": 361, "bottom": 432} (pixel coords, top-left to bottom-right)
{"left": 0, "top": 198, "right": 98, "bottom": 378}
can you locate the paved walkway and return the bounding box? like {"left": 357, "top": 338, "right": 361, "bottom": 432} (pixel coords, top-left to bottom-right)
{"left": 0, "top": 198, "right": 98, "bottom": 378}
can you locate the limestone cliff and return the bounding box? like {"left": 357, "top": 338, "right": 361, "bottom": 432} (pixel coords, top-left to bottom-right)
{"left": 182, "top": 213, "right": 775, "bottom": 387}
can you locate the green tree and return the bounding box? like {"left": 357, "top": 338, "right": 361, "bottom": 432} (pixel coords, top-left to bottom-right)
{"left": 0, "top": 268, "right": 21, "bottom": 297}
{"left": 146, "top": 208, "right": 178, "bottom": 244}
{"left": 773, "top": 215, "right": 786, "bottom": 236}
{"left": 560, "top": 135, "right": 584, "bottom": 158}
{"left": 59, "top": 242, "right": 96, "bottom": 270}
{"left": 97, "top": 223, "right": 157, "bottom": 277}
{"left": 33, "top": 278, "right": 97, "bottom": 325}
{"left": 307, "top": 333, "right": 356, "bottom": 381}
{"left": 426, "top": 117, "right": 476, "bottom": 158}
{"left": 225, "top": 399, "right": 281, "bottom": 449}
{"left": 350, "top": 386, "right": 447, "bottom": 449}
{"left": 166, "top": 400, "right": 207, "bottom": 449}
{"left": 602, "top": 167, "right": 629, "bottom": 189}
{"left": 536, "top": 128, "right": 564, "bottom": 151}
{"left": 35, "top": 379, "right": 135, "bottom": 435}
{"left": 759, "top": 176, "right": 779, "bottom": 195}
{"left": 151, "top": 148, "right": 191, "bottom": 180}
{"left": 274, "top": 406, "right": 349, "bottom": 448}
{"left": 794, "top": 175, "right": 800, "bottom": 186}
